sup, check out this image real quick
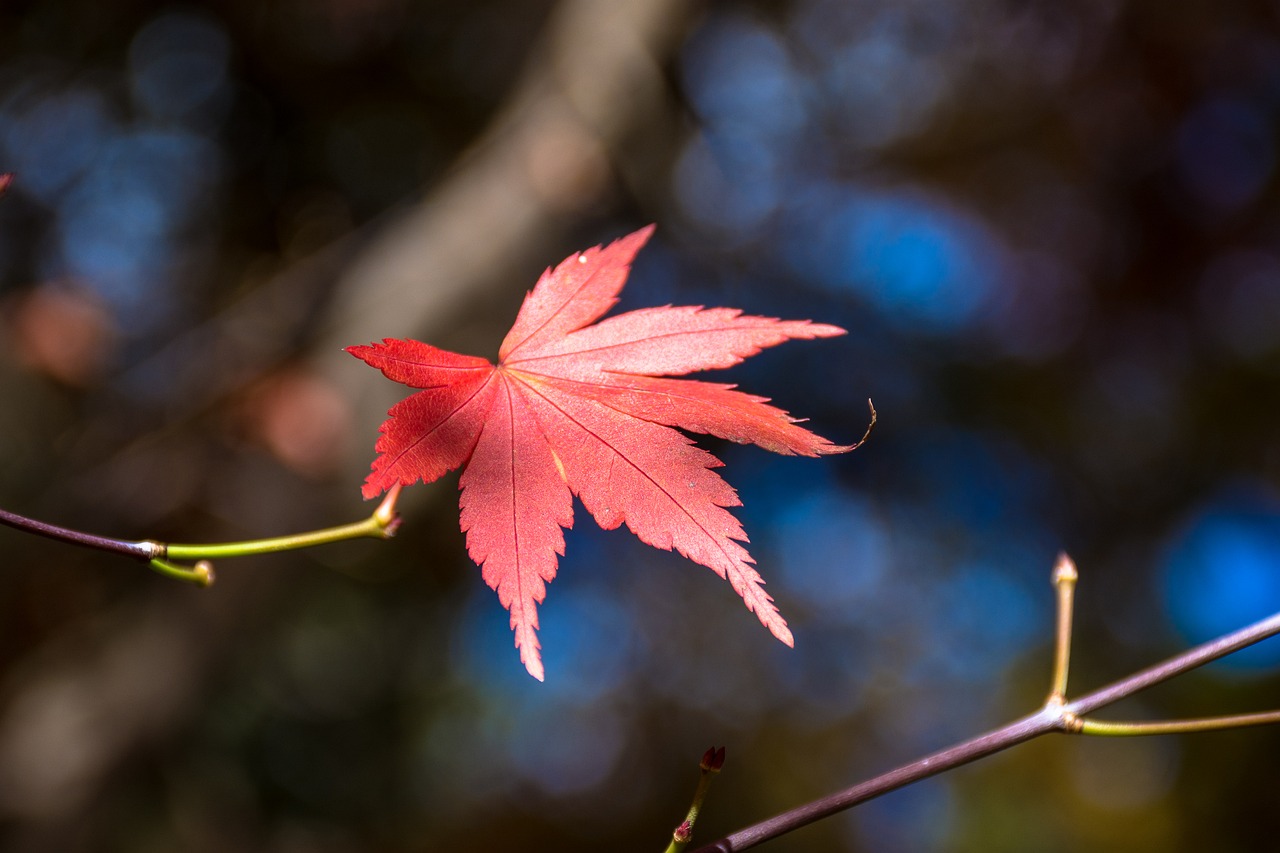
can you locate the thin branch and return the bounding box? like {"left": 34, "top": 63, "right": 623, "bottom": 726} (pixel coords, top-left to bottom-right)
{"left": 690, "top": 560, "right": 1280, "bottom": 853}
{"left": 1078, "top": 711, "right": 1280, "bottom": 737}
{"left": 0, "top": 507, "right": 158, "bottom": 562}
{"left": 664, "top": 747, "right": 726, "bottom": 853}
{"left": 1064, "top": 609, "right": 1280, "bottom": 717}
{"left": 1047, "top": 552, "right": 1077, "bottom": 704}
{"left": 0, "top": 486, "right": 402, "bottom": 582}
{"left": 692, "top": 709, "right": 1061, "bottom": 853}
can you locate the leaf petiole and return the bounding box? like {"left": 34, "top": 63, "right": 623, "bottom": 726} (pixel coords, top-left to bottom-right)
{"left": 159, "top": 485, "right": 402, "bottom": 575}
{"left": 165, "top": 485, "right": 402, "bottom": 561}
{"left": 2, "top": 485, "right": 402, "bottom": 584}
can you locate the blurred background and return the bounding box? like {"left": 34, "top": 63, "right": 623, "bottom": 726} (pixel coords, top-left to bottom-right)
{"left": 3, "top": 0, "right": 1280, "bottom": 850}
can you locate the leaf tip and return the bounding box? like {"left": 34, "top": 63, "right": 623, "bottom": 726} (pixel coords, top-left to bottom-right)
{"left": 756, "top": 597, "right": 795, "bottom": 648}
{"left": 361, "top": 472, "right": 391, "bottom": 501}
{"left": 523, "top": 652, "right": 546, "bottom": 682}
{"left": 513, "top": 618, "right": 547, "bottom": 681}
{"left": 808, "top": 322, "right": 847, "bottom": 338}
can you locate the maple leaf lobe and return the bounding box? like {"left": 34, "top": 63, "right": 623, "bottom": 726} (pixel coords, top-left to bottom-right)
{"left": 350, "top": 224, "right": 851, "bottom": 678}
{"left": 499, "top": 224, "right": 655, "bottom": 362}
{"left": 346, "top": 339, "right": 496, "bottom": 500}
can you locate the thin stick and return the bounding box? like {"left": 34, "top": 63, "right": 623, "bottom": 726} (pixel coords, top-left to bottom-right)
{"left": 664, "top": 747, "right": 726, "bottom": 853}
{"left": 1, "top": 485, "right": 402, "bottom": 579}
{"left": 1078, "top": 710, "right": 1280, "bottom": 737}
{"left": 693, "top": 709, "right": 1062, "bottom": 853}
{"left": 1065, "top": 608, "right": 1280, "bottom": 717}
{"left": 165, "top": 516, "right": 392, "bottom": 559}
{"left": 0, "top": 507, "right": 158, "bottom": 561}
{"left": 1047, "top": 552, "right": 1078, "bottom": 704}
{"left": 690, "top": 566, "right": 1280, "bottom": 853}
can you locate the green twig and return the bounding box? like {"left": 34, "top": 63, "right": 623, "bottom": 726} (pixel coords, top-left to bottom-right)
{"left": 664, "top": 747, "right": 726, "bottom": 853}
{"left": 166, "top": 492, "right": 400, "bottom": 560}
{"left": 1, "top": 485, "right": 403, "bottom": 584}
{"left": 1046, "top": 552, "right": 1077, "bottom": 705}
{"left": 149, "top": 557, "right": 215, "bottom": 586}
{"left": 1076, "top": 710, "right": 1280, "bottom": 736}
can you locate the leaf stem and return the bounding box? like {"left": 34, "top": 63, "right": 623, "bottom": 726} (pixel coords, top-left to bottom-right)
{"left": 1, "top": 485, "right": 403, "bottom": 582}
{"left": 166, "top": 498, "right": 399, "bottom": 560}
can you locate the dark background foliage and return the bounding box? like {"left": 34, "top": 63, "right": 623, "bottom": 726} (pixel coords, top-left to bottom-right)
{"left": 3, "top": 0, "right": 1280, "bottom": 850}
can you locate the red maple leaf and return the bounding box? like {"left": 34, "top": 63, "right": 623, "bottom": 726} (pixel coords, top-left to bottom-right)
{"left": 349, "top": 225, "right": 863, "bottom": 679}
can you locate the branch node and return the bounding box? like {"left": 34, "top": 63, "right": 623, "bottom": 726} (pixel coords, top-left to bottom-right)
{"left": 373, "top": 483, "right": 403, "bottom": 533}
{"left": 139, "top": 540, "right": 166, "bottom": 560}
{"left": 1052, "top": 552, "right": 1078, "bottom": 586}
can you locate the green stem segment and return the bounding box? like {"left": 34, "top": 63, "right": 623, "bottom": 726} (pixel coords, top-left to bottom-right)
{"left": 1, "top": 486, "right": 403, "bottom": 586}
{"left": 149, "top": 557, "right": 215, "bottom": 586}
{"left": 1078, "top": 711, "right": 1280, "bottom": 737}
{"left": 1047, "top": 552, "right": 1077, "bottom": 705}
{"left": 166, "top": 512, "right": 395, "bottom": 560}
{"left": 156, "top": 485, "right": 402, "bottom": 580}
{"left": 664, "top": 747, "right": 726, "bottom": 853}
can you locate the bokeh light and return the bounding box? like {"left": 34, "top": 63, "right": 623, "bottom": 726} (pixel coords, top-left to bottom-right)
{"left": 3, "top": 0, "right": 1280, "bottom": 851}
{"left": 1163, "top": 486, "right": 1280, "bottom": 670}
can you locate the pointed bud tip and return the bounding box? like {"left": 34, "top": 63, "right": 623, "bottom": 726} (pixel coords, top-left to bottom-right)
{"left": 700, "top": 746, "right": 726, "bottom": 772}
{"left": 1052, "top": 552, "right": 1078, "bottom": 585}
